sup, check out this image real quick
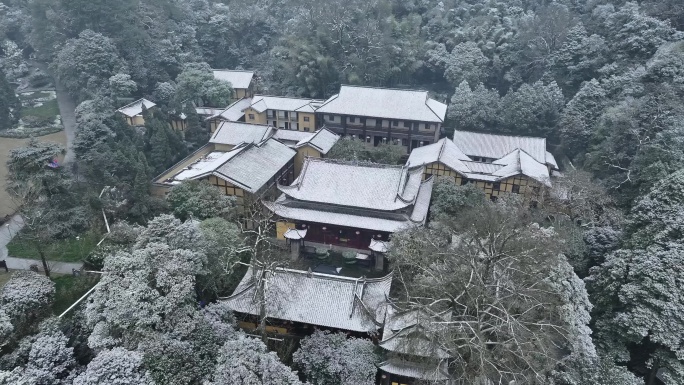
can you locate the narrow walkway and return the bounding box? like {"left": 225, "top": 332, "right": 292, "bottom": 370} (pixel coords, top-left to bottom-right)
{"left": 4, "top": 256, "right": 83, "bottom": 275}
{"left": 32, "top": 61, "right": 78, "bottom": 164}
{"left": 0, "top": 214, "right": 24, "bottom": 261}
{"left": 0, "top": 215, "right": 83, "bottom": 274}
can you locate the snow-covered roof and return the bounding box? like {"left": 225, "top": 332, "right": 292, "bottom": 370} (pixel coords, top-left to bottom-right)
{"left": 407, "top": 138, "right": 472, "bottom": 174}
{"left": 116, "top": 98, "right": 156, "bottom": 117}
{"left": 212, "top": 70, "right": 254, "bottom": 89}
{"left": 369, "top": 239, "right": 389, "bottom": 253}
{"left": 206, "top": 97, "right": 252, "bottom": 122}
{"left": 279, "top": 158, "right": 425, "bottom": 211}
{"left": 223, "top": 267, "right": 393, "bottom": 332}
{"left": 214, "top": 139, "right": 295, "bottom": 193}
{"left": 378, "top": 359, "right": 450, "bottom": 381}
{"left": 295, "top": 128, "right": 340, "bottom": 154}
{"left": 380, "top": 306, "right": 452, "bottom": 359}
{"left": 283, "top": 228, "right": 307, "bottom": 240}
{"left": 272, "top": 129, "right": 313, "bottom": 145}
{"left": 160, "top": 139, "right": 295, "bottom": 193}
{"left": 210, "top": 122, "right": 275, "bottom": 147}
{"left": 452, "top": 130, "right": 556, "bottom": 167}
{"left": 316, "top": 85, "right": 447, "bottom": 123}
{"left": 248, "top": 95, "right": 324, "bottom": 114}
{"left": 264, "top": 197, "right": 415, "bottom": 233}
{"left": 196, "top": 107, "right": 223, "bottom": 116}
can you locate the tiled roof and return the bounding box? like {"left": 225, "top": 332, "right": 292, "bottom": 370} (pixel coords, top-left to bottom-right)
{"left": 452, "top": 130, "right": 552, "bottom": 166}
{"left": 212, "top": 70, "right": 254, "bottom": 89}
{"left": 407, "top": 138, "right": 472, "bottom": 174}
{"left": 116, "top": 98, "right": 156, "bottom": 117}
{"left": 214, "top": 139, "right": 295, "bottom": 193}
{"left": 410, "top": 177, "right": 434, "bottom": 223}
{"left": 491, "top": 149, "right": 552, "bottom": 187}
{"left": 295, "top": 128, "right": 340, "bottom": 154}
{"left": 222, "top": 267, "right": 392, "bottom": 332}
{"left": 264, "top": 195, "right": 420, "bottom": 233}
{"left": 196, "top": 107, "right": 223, "bottom": 116}
{"left": 378, "top": 359, "right": 450, "bottom": 381}
{"left": 272, "top": 129, "right": 313, "bottom": 144}
{"left": 163, "top": 139, "right": 295, "bottom": 193}
{"left": 316, "top": 85, "right": 447, "bottom": 122}
{"left": 248, "top": 95, "right": 324, "bottom": 114}
{"left": 279, "top": 158, "right": 425, "bottom": 211}
{"left": 210, "top": 122, "right": 275, "bottom": 147}
{"left": 206, "top": 97, "right": 252, "bottom": 121}
{"left": 380, "top": 306, "right": 452, "bottom": 359}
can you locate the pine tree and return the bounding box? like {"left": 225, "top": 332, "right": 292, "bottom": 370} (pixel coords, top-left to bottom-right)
{"left": 0, "top": 70, "right": 20, "bottom": 130}
{"left": 129, "top": 152, "right": 150, "bottom": 222}
{"left": 182, "top": 102, "right": 205, "bottom": 149}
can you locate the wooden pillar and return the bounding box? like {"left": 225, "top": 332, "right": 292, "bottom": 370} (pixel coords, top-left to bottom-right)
{"left": 291, "top": 241, "right": 300, "bottom": 261}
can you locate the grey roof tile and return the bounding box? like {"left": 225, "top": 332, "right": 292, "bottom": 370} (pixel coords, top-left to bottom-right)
{"left": 316, "top": 85, "right": 447, "bottom": 122}
{"left": 223, "top": 267, "right": 393, "bottom": 332}
{"left": 212, "top": 70, "right": 254, "bottom": 89}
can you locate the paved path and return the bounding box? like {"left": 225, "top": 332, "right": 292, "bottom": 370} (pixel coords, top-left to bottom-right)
{"left": 0, "top": 214, "right": 24, "bottom": 262}
{"left": 32, "top": 61, "right": 78, "bottom": 164}
{"left": 4, "top": 256, "right": 83, "bottom": 275}
{"left": 0, "top": 215, "right": 83, "bottom": 274}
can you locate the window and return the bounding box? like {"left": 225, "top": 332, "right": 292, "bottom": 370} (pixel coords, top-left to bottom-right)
{"left": 512, "top": 184, "right": 520, "bottom": 194}
{"left": 303, "top": 116, "right": 310, "bottom": 122}
{"left": 401, "top": 138, "right": 408, "bottom": 146}
{"left": 349, "top": 117, "right": 356, "bottom": 123}
{"left": 392, "top": 120, "right": 399, "bottom": 126}
{"left": 403, "top": 121, "right": 409, "bottom": 127}
{"left": 493, "top": 182, "right": 501, "bottom": 191}
{"left": 248, "top": 114, "right": 255, "bottom": 120}
{"left": 304, "top": 127, "right": 310, "bottom": 132}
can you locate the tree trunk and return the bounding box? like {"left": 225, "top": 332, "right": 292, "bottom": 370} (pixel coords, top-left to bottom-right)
{"left": 36, "top": 243, "right": 51, "bottom": 278}
{"left": 646, "top": 364, "right": 659, "bottom": 385}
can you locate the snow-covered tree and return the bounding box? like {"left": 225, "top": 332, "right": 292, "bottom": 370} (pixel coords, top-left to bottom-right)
{"left": 166, "top": 180, "right": 236, "bottom": 221}
{"left": 447, "top": 81, "right": 501, "bottom": 133}
{"left": 0, "top": 271, "right": 55, "bottom": 327}
{"left": 206, "top": 335, "right": 303, "bottom": 385}
{"left": 73, "top": 348, "right": 155, "bottom": 385}
{"left": 293, "top": 330, "right": 379, "bottom": 385}
{"left": 22, "top": 333, "right": 77, "bottom": 385}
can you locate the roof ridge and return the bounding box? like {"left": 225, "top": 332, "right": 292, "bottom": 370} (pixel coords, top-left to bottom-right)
{"left": 211, "top": 69, "right": 255, "bottom": 73}
{"left": 117, "top": 97, "right": 153, "bottom": 110}
{"left": 453, "top": 129, "right": 546, "bottom": 141}
{"left": 339, "top": 84, "right": 430, "bottom": 94}
{"left": 311, "top": 157, "right": 406, "bottom": 169}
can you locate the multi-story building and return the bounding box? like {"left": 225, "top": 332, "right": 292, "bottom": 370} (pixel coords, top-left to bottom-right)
{"left": 212, "top": 69, "right": 256, "bottom": 100}
{"left": 315, "top": 85, "right": 448, "bottom": 152}
{"left": 116, "top": 98, "right": 157, "bottom": 126}
{"left": 206, "top": 97, "right": 253, "bottom": 133}
{"left": 407, "top": 131, "right": 559, "bottom": 201}
{"left": 264, "top": 157, "right": 434, "bottom": 251}
{"left": 243, "top": 95, "right": 324, "bottom": 132}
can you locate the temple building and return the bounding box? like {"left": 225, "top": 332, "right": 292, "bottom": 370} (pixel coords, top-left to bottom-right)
{"left": 264, "top": 158, "right": 434, "bottom": 251}
{"left": 243, "top": 95, "right": 324, "bottom": 132}
{"left": 407, "top": 131, "right": 559, "bottom": 200}
{"left": 315, "top": 85, "right": 447, "bottom": 152}
{"left": 212, "top": 69, "right": 256, "bottom": 100}
{"left": 378, "top": 307, "right": 453, "bottom": 385}
{"left": 151, "top": 137, "right": 296, "bottom": 210}
{"left": 223, "top": 267, "right": 393, "bottom": 336}
{"left": 116, "top": 98, "right": 157, "bottom": 126}
{"left": 206, "top": 97, "right": 253, "bottom": 132}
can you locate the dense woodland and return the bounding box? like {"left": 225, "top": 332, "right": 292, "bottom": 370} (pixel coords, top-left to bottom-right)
{"left": 1, "top": 0, "right": 684, "bottom": 384}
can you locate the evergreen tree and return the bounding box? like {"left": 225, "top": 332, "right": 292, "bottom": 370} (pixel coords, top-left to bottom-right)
{"left": 0, "top": 70, "right": 20, "bottom": 130}
{"left": 182, "top": 102, "right": 205, "bottom": 149}
{"left": 129, "top": 152, "right": 150, "bottom": 222}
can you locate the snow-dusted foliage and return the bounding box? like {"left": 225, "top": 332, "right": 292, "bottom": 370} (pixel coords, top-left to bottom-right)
{"left": 205, "top": 335, "right": 303, "bottom": 385}
{"left": 23, "top": 333, "right": 77, "bottom": 384}
{"left": 72, "top": 348, "right": 154, "bottom": 385}
{"left": 84, "top": 215, "right": 206, "bottom": 349}
{"left": 0, "top": 311, "right": 13, "bottom": 348}
{"left": 0, "top": 271, "right": 55, "bottom": 322}
{"left": 545, "top": 258, "right": 596, "bottom": 358}
{"left": 293, "top": 330, "right": 379, "bottom": 385}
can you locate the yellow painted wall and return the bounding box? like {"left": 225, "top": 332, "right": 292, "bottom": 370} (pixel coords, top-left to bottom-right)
{"left": 235, "top": 88, "right": 246, "bottom": 99}
{"left": 209, "top": 119, "right": 221, "bottom": 133}
{"left": 298, "top": 112, "right": 316, "bottom": 132}
{"left": 294, "top": 147, "right": 322, "bottom": 176}
{"left": 276, "top": 221, "right": 296, "bottom": 240}
{"left": 170, "top": 119, "right": 187, "bottom": 131}
{"left": 124, "top": 115, "right": 145, "bottom": 126}
{"left": 205, "top": 175, "right": 247, "bottom": 212}
{"left": 244, "top": 108, "right": 267, "bottom": 124}
{"left": 425, "top": 162, "right": 538, "bottom": 200}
